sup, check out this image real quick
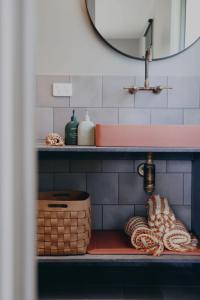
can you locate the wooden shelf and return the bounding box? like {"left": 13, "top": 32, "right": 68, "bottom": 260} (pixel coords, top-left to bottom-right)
{"left": 37, "top": 143, "right": 200, "bottom": 161}
{"left": 37, "top": 143, "right": 200, "bottom": 153}
{"left": 37, "top": 254, "right": 200, "bottom": 264}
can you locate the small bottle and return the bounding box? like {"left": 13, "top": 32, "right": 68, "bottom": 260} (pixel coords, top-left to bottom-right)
{"left": 78, "top": 111, "right": 95, "bottom": 146}
{"left": 65, "top": 110, "right": 79, "bottom": 145}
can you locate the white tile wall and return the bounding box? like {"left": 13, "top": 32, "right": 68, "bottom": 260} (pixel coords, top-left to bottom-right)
{"left": 35, "top": 107, "right": 53, "bottom": 140}
{"left": 119, "top": 108, "right": 151, "bottom": 124}
{"left": 36, "top": 75, "right": 200, "bottom": 140}
{"left": 36, "top": 75, "right": 70, "bottom": 107}
{"left": 184, "top": 109, "right": 200, "bottom": 124}
{"left": 168, "top": 77, "right": 200, "bottom": 108}
{"left": 70, "top": 76, "right": 102, "bottom": 107}
{"left": 151, "top": 109, "right": 183, "bottom": 124}
{"left": 135, "top": 76, "right": 168, "bottom": 108}
{"left": 102, "top": 76, "right": 134, "bottom": 107}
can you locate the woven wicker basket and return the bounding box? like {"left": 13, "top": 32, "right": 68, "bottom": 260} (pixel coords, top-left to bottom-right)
{"left": 37, "top": 190, "right": 91, "bottom": 256}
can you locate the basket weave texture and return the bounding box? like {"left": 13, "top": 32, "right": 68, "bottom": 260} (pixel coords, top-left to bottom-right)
{"left": 37, "top": 191, "right": 91, "bottom": 255}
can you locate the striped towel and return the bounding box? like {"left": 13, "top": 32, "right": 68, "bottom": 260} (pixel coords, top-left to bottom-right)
{"left": 125, "top": 216, "right": 164, "bottom": 256}
{"left": 163, "top": 219, "right": 198, "bottom": 252}
{"left": 124, "top": 195, "right": 198, "bottom": 256}
{"left": 147, "top": 195, "right": 176, "bottom": 236}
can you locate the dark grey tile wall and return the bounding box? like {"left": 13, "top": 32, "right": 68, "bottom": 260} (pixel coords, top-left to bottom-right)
{"left": 38, "top": 159, "right": 192, "bottom": 230}
{"left": 54, "top": 173, "right": 86, "bottom": 191}
{"left": 36, "top": 75, "right": 199, "bottom": 230}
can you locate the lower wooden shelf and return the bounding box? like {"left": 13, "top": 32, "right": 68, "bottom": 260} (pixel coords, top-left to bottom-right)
{"left": 37, "top": 231, "right": 200, "bottom": 264}
{"left": 37, "top": 254, "right": 200, "bottom": 264}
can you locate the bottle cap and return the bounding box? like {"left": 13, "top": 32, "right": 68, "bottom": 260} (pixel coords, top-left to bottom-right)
{"left": 71, "top": 109, "right": 76, "bottom": 121}
{"left": 85, "top": 111, "right": 90, "bottom": 122}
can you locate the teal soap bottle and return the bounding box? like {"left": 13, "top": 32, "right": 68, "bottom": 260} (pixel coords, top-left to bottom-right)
{"left": 65, "top": 110, "right": 79, "bottom": 145}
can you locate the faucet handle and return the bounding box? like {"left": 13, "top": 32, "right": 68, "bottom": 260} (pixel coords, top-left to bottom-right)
{"left": 124, "top": 86, "right": 172, "bottom": 94}
{"left": 152, "top": 86, "right": 173, "bottom": 94}
{"left": 123, "top": 87, "right": 138, "bottom": 94}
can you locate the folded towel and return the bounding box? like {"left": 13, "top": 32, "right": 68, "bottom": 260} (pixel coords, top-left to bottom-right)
{"left": 163, "top": 219, "right": 197, "bottom": 252}
{"left": 125, "top": 195, "right": 197, "bottom": 256}
{"left": 125, "top": 216, "right": 164, "bottom": 256}
{"left": 147, "top": 195, "right": 176, "bottom": 236}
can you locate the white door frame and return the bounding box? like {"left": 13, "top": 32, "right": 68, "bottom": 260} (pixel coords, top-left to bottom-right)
{"left": 0, "top": 0, "right": 36, "bottom": 299}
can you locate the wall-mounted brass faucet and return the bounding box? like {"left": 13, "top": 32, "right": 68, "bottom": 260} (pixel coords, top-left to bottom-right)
{"left": 124, "top": 48, "right": 172, "bottom": 95}
{"left": 137, "top": 152, "right": 155, "bottom": 195}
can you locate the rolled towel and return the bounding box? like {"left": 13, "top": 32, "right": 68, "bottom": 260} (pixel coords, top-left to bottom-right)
{"left": 147, "top": 195, "right": 176, "bottom": 236}
{"left": 125, "top": 216, "right": 164, "bottom": 256}
{"left": 163, "top": 220, "right": 197, "bottom": 252}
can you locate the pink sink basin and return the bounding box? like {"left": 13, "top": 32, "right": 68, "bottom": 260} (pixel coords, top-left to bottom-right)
{"left": 95, "top": 124, "right": 200, "bottom": 148}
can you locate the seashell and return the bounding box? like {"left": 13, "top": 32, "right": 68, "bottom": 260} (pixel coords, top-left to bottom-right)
{"left": 45, "top": 133, "right": 64, "bottom": 146}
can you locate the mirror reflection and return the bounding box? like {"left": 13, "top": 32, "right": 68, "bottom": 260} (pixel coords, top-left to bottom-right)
{"left": 86, "top": 0, "right": 200, "bottom": 60}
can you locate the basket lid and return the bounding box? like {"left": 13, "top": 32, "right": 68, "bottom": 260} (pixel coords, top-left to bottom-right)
{"left": 38, "top": 190, "right": 89, "bottom": 201}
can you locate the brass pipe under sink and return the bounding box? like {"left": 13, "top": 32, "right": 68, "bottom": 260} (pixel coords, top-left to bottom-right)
{"left": 137, "top": 152, "right": 155, "bottom": 195}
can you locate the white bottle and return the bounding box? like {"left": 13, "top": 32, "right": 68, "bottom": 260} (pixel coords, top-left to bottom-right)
{"left": 78, "top": 111, "right": 95, "bottom": 146}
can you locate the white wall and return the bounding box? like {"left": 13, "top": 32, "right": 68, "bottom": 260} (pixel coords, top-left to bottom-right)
{"left": 36, "top": 0, "right": 200, "bottom": 76}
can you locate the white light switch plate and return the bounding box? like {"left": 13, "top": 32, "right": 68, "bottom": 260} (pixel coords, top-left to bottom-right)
{"left": 53, "top": 83, "right": 72, "bottom": 97}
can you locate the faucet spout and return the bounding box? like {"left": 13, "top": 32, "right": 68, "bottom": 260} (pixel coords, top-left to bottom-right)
{"left": 124, "top": 46, "right": 172, "bottom": 94}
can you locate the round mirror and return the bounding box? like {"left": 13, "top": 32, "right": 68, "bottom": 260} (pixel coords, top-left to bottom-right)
{"left": 86, "top": 0, "right": 200, "bottom": 60}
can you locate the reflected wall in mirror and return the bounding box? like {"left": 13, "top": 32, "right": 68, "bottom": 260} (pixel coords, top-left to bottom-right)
{"left": 86, "top": 0, "right": 200, "bottom": 60}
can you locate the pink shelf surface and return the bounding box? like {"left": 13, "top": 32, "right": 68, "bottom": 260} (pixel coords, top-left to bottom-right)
{"left": 87, "top": 231, "right": 200, "bottom": 256}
